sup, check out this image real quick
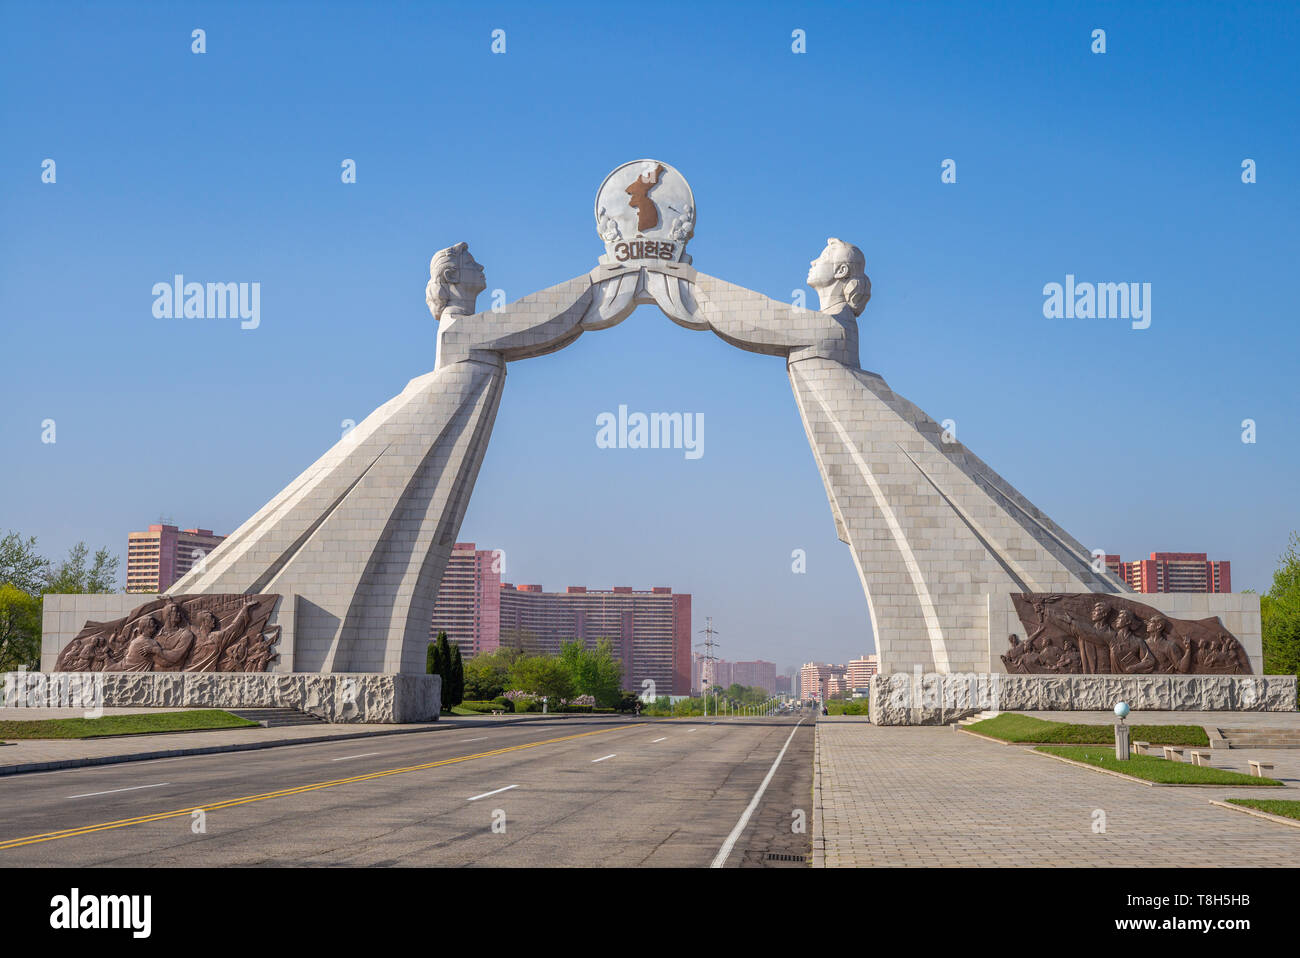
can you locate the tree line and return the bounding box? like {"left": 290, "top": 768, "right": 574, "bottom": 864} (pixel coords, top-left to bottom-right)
{"left": 0, "top": 532, "right": 121, "bottom": 672}
{"left": 428, "top": 636, "right": 628, "bottom": 710}
{"left": 1260, "top": 531, "right": 1300, "bottom": 681}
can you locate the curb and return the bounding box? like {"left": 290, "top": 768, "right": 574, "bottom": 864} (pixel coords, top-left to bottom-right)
{"left": 811, "top": 723, "right": 825, "bottom": 868}
{"left": 955, "top": 727, "right": 1215, "bottom": 751}
{"left": 0, "top": 712, "right": 586, "bottom": 778}
{"left": 1209, "top": 799, "right": 1300, "bottom": 830}
{"left": 955, "top": 727, "right": 1018, "bottom": 745}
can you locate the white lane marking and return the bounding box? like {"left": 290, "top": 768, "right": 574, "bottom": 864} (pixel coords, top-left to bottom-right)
{"left": 467, "top": 784, "right": 519, "bottom": 802}
{"left": 329, "top": 752, "right": 382, "bottom": 762}
{"left": 711, "top": 718, "right": 806, "bottom": 869}
{"left": 66, "top": 782, "right": 169, "bottom": 800}
{"left": 458, "top": 737, "right": 488, "bottom": 743}
{"left": 651, "top": 737, "right": 667, "bottom": 743}
{"left": 591, "top": 754, "right": 616, "bottom": 763}
{"left": 688, "top": 728, "right": 697, "bottom": 732}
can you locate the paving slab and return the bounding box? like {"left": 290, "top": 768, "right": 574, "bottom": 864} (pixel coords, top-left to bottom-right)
{"left": 813, "top": 719, "right": 1300, "bottom": 867}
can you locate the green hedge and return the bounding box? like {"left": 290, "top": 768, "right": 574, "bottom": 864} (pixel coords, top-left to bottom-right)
{"left": 458, "top": 700, "right": 512, "bottom": 713}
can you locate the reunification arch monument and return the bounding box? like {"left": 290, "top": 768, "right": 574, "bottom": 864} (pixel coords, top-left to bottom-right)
{"left": 37, "top": 160, "right": 1292, "bottom": 722}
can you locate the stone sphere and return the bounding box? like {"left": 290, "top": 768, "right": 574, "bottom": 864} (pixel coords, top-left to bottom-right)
{"left": 1114, "top": 701, "right": 1131, "bottom": 719}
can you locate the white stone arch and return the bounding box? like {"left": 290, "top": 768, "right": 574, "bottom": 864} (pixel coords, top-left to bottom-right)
{"left": 171, "top": 257, "right": 1127, "bottom": 675}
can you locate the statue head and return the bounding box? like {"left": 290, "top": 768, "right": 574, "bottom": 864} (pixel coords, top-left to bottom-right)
{"left": 161, "top": 599, "right": 184, "bottom": 630}
{"left": 807, "top": 238, "right": 871, "bottom": 316}
{"left": 136, "top": 615, "right": 159, "bottom": 639}
{"left": 1114, "top": 609, "right": 1133, "bottom": 632}
{"left": 425, "top": 242, "right": 486, "bottom": 321}
{"left": 195, "top": 610, "right": 220, "bottom": 634}
{"left": 1146, "top": 614, "right": 1167, "bottom": 637}
{"left": 1090, "top": 600, "right": 1109, "bottom": 624}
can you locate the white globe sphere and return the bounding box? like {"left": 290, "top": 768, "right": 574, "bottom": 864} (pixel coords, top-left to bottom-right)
{"left": 1114, "top": 701, "right": 1131, "bottom": 719}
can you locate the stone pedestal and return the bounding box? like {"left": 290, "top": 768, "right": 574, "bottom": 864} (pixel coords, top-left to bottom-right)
{"left": 868, "top": 672, "right": 1298, "bottom": 726}
{"left": 2, "top": 672, "right": 441, "bottom": 724}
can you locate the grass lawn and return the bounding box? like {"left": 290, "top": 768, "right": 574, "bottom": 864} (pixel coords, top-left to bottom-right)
{"left": 0, "top": 709, "right": 259, "bottom": 740}
{"left": 1036, "top": 746, "right": 1283, "bottom": 786}
{"left": 966, "top": 713, "right": 1209, "bottom": 746}
{"left": 1225, "top": 799, "right": 1300, "bottom": 820}
{"left": 825, "top": 700, "right": 869, "bottom": 716}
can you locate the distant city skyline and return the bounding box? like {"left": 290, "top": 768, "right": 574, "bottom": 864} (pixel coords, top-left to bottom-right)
{"left": 63, "top": 521, "right": 1268, "bottom": 667}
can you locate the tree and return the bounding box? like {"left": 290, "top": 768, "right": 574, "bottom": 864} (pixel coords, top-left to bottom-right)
{"left": 507, "top": 654, "right": 574, "bottom": 701}
{"left": 0, "top": 583, "right": 41, "bottom": 672}
{"left": 464, "top": 654, "right": 505, "bottom": 700}
{"left": 0, "top": 534, "right": 119, "bottom": 672}
{"left": 584, "top": 638, "right": 624, "bottom": 707}
{"left": 44, "top": 542, "right": 119, "bottom": 594}
{"left": 435, "top": 633, "right": 453, "bottom": 707}
{"left": 0, "top": 531, "right": 47, "bottom": 594}
{"left": 427, "top": 631, "right": 447, "bottom": 680}
{"left": 463, "top": 646, "right": 522, "bottom": 699}
{"left": 557, "top": 638, "right": 624, "bottom": 707}
{"left": 1262, "top": 531, "right": 1300, "bottom": 679}
{"left": 448, "top": 643, "right": 465, "bottom": 707}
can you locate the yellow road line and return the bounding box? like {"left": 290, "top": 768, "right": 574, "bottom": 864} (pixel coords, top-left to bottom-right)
{"left": 0, "top": 723, "right": 642, "bottom": 851}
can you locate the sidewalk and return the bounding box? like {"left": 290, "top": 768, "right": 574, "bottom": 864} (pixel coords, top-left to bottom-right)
{"left": 0, "top": 710, "right": 571, "bottom": 777}
{"left": 812, "top": 716, "right": 1300, "bottom": 867}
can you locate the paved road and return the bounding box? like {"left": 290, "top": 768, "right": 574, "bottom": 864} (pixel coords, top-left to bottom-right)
{"left": 0, "top": 715, "right": 812, "bottom": 867}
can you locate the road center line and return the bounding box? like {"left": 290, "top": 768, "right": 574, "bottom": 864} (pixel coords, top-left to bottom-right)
{"left": 591, "top": 754, "right": 616, "bottom": 763}
{"left": 329, "top": 752, "right": 382, "bottom": 762}
{"left": 651, "top": 737, "right": 667, "bottom": 743}
{"left": 711, "top": 718, "right": 805, "bottom": 869}
{"left": 467, "top": 784, "right": 518, "bottom": 801}
{"left": 66, "top": 782, "right": 169, "bottom": 800}
{"left": 1, "top": 723, "right": 644, "bottom": 852}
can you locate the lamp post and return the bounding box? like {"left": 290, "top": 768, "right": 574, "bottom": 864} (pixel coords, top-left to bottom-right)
{"left": 1114, "top": 701, "right": 1131, "bottom": 760}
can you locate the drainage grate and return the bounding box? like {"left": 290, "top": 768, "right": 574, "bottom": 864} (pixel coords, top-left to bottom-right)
{"left": 765, "top": 852, "right": 808, "bottom": 863}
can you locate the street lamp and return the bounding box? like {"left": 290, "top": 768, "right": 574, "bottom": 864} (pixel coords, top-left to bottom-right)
{"left": 1114, "top": 701, "right": 1131, "bottom": 760}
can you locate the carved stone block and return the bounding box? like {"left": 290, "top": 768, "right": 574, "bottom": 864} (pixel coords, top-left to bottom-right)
{"left": 54, "top": 594, "right": 281, "bottom": 675}
{"left": 1005, "top": 593, "right": 1251, "bottom": 676}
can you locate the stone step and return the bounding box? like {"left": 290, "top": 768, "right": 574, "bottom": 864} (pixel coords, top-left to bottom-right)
{"left": 228, "top": 707, "right": 327, "bottom": 728}
{"left": 956, "top": 710, "right": 1001, "bottom": 727}
{"left": 1216, "top": 727, "right": 1300, "bottom": 748}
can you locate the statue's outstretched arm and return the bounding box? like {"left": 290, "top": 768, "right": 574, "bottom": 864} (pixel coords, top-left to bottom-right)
{"left": 642, "top": 239, "right": 870, "bottom": 368}
{"left": 435, "top": 270, "right": 640, "bottom": 368}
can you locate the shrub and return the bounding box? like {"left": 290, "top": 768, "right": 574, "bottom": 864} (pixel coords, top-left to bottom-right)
{"left": 458, "top": 700, "right": 512, "bottom": 713}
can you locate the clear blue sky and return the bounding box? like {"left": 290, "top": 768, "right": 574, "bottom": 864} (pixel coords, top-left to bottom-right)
{"left": 2, "top": 1, "right": 1297, "bottom": 673}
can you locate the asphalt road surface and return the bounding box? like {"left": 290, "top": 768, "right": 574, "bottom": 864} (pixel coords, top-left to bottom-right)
{"left": 0, "top": 715, "right": 813, "bottom": 867}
